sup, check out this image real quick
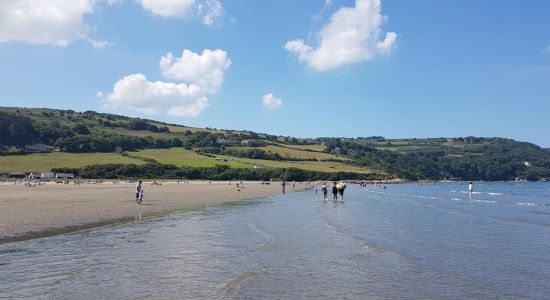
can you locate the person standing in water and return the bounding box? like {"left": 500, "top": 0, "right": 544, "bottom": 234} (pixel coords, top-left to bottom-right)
{"left": 321, "top": 182, "right": 328, "bottom": 201}
{"left": 468, "top": 182, "right": 474, "bottom": 197}
{"left": 135, "top": 180, "right": 143, "bottom": 204}
{"left": 332, "top": 182, "right": 338, "bottom": 201}
{"left": 338, "top": 181, "right": 346, "bottom": 202}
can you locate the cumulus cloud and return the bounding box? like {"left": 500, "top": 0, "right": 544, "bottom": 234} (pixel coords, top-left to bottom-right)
{"left": 101, "top": 49, "right": 230, "bottom": 117}
{"left": 262, "top": 93, "right": 283, "bottom": 110}
{"left": 138, "top": 0, "right": 222, "bottom": 25}
{"left": 160, "top": 49, "right": 231, "bottom": 93}
{"left": 285, "top": 0, "right": 397, "bottom": 71}
{"left": 102, "top": 74, "right": 208, "bottom": 117}
{"left": 0, "top": 0, "right": 95, "bottom": 46}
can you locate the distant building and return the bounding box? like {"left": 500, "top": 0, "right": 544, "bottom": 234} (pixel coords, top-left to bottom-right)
{"left": 55, "top": 173, "right": 75, "bottom": 179}
{"left": 523, "top": 161, "right": 531, "bottom": 167}
{"left": 24, "top": 144, "right": 49, "bottom": 152}
{"left": 28, "top": 172, "right": 42, "bottom": 179}
{"left": 41, "top": 172, "right": 55, "bottom": 179}
{"left": 7, "top": 172, "right": 26, "bottom": 179}
{"left": 253, "top": 164, "right": 263, "bottom": 169}
{"left": 216, "top": 138, "right": 226, "bottom": 144}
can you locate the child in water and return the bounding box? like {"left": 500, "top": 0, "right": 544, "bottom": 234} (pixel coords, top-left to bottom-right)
{"left": 321, "top": 182, "right": 328, "bottom": 201}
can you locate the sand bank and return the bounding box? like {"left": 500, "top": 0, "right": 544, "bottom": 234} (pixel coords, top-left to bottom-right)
{"left": 0, "top": 181, "right": 307, "bottom": 243}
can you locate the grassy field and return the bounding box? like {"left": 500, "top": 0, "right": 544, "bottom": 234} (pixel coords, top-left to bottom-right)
{"left": 129, "top": 148, "right": 252, "bottom": 168}
{"left": 281, "top": 144, "right": 326, "bottom": 152}
{"left": 216, "top": 155, "right": 381, "bottom": 174}
{"left": 131, "top": 147, "right": 379, "bottom": 174}
{"left": 0, "top": 152, "right": 144, "bottom": 173}
{"left": 228, "top": 145, "right": 344, "bottom": 161}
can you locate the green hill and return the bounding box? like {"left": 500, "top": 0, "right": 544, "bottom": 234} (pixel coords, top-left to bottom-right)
{"left": 1, "top": 107, "right": 549, "bottom": 181}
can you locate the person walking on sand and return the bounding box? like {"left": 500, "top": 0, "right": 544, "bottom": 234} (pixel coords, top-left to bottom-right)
{"left": 321, "top": 182, "right": 328, "bottom": 201}
{"left": 135, "top": 180, "right": 143, "bottom": 204}
{"left": 332, "top": 182, "right": 338, "bottom": 201}
{"left": 282, "top": 181, "right": 286, "bottom": 194}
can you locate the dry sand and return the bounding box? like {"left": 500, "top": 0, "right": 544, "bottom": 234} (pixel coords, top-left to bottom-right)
{"left": 0, "top": 181, "right": 308, "bottom": 242}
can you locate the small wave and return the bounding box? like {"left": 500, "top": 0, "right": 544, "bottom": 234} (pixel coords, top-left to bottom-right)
{"left": 472, "top": 199, "right": 497, "bottom": 204}
{"left": 451, "top": 198, "right": 461, "bottom": 201}
{"left": 517, "top": 202, "right": 537, "bottom": 207}
{"left": 487, "top": 192, "right": 503, "bottom": 196}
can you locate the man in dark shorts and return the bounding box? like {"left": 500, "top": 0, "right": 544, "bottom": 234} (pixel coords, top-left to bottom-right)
{"left": 338, "top": 181, "right": 346, "bottom": 202}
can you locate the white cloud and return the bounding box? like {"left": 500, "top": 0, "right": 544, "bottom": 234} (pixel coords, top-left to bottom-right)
{"left": 0, "top": 0, "right": 95, "bottom": 46}
{"left": 88, "top": 38, "right": 111, "bottom": 49}
{"left": 138, "top": 0, "right": 196, "bottom": 17}
{"left": 102, "top": 49, "right": 230, "bottom": 117}
{"left": 201, "top": 0, "right": 222, "bottom": 25}
{"left": 101, "top": 74, "right": 208, "bottom": 117}
{"left": 262, "top": 93, "right": 283, "bottom": 110}
{"left": 543, "top": 45, "right": 550, "bottom": 53}
{"left": 285, "top": 0, "right": 397, "bottom": 71}
{"left": 160, "top": 49, "right": 231, "bottom": 93}
{"left": 138, "top": 0, "right": 222, "bottom": 25}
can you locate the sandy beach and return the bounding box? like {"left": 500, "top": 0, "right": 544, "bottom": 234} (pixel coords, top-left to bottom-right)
{"left": 0, "top": 181, "right": 307, "bottom": 242}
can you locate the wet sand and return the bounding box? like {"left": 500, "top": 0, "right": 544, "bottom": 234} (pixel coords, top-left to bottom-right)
{"left": 0, "top": 181, "right": 306, "bottom": 242}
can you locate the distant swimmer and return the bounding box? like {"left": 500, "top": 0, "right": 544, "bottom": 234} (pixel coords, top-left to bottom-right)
{"left": 135, "top": 180, "right": 143, "bottom": 204}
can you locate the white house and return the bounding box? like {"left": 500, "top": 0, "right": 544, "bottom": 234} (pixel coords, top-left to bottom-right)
{"left": 41, "top": 172, "right": 55, "bottom": 179}
{"left": 55, "top": 173, "right": 75, "bottom": 179}
{"left": 28, "top": 172, "right": 42, "bottom": 179}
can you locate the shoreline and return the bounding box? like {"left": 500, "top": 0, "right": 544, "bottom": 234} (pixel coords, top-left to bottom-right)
{"left": 0, "top": 181, "right": 308, "bottom": 244}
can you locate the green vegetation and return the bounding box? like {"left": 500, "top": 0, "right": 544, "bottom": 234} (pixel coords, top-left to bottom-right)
{"left": 129, "top": 148, "right": 251, "bottom": 168}
{"left": 1, "top": 106, "right": 549, "bottom": 181}
{"left": 54, "top": 164, "right": 385, "bottom": 181}
{"left": 0, "top": 152, "right": 144, "bottom": 173}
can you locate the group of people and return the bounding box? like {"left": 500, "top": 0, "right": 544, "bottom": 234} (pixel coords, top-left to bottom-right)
{"left": 320, "top": 181, "right": 346, "bottom": 202}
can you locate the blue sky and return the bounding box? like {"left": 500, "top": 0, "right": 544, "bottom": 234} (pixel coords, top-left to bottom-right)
{"left": 0, "top": 0, "right": 549, "bottom": 146}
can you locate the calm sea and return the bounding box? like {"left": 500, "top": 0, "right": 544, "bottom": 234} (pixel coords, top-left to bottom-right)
{"left": 1, "top": 182, "right": 550, "bottom": 299}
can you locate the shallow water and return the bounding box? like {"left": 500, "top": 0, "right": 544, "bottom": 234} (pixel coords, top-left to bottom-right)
{"left": 1, "top": 183, "right": 550, "bottom": 299}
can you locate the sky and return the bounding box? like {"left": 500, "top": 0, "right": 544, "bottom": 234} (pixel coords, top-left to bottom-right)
{"left": 0, "top": 0, "right": 549, "bottom": 147}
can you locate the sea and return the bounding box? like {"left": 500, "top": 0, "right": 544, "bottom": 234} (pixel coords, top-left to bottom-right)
{"left": 1, "top": 182, "right": 550, "bottom": 299}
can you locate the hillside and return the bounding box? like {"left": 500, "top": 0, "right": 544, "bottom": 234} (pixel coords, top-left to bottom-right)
{"left": 1, "top": 107, "right": 550, "bottom": 181}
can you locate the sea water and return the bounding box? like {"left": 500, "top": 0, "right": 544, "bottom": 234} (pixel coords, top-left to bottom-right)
{"left": 1, "top": 183, "right": 550, "bottom": 299}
